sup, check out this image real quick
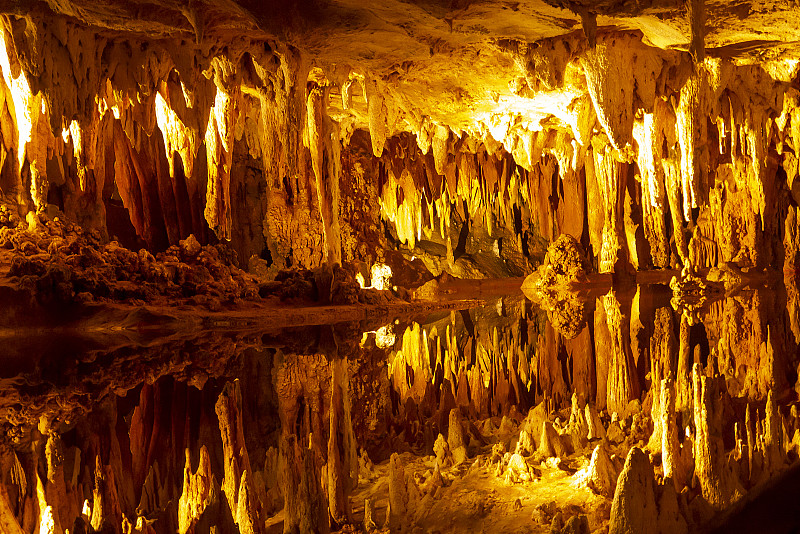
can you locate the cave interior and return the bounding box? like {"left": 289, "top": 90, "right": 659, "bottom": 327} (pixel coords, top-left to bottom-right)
{"left": 2, "top": 1, "right": 800, "bottom": 533}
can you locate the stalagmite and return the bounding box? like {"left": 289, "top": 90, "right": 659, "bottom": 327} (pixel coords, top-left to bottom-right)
{"left": 586, "top": 442, "right": 618, "bottom": 497}
{"left": 656, "top": 480, "right": 688, "bottom": 534}
{"left": 433, "top": 434, "right": 453, "bottom": 469}
{"left": 585, "top": 402, "right": 606, "bottom": 441}
{"left": 448, "top": 409, "right": 468, "bottom": 465}
{"left": 565, "top": 393, "right": 588, "bottom": 451}
{"left": 515, "top": 429, "right": 534, "bottom": 456}
{"left": 504, "top": 452, "right": 534, "bottom": 484}
{"left": 539, "top": 421, "right": 567, "bottom": 458}
{"left": 385, "top": 453, "right": 409, "bottom": 531}
{"left": 608, "top": 448, "right": 657, "bottom": 534}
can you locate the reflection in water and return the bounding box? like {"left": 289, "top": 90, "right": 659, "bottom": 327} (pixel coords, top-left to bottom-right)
{"left": 1, "top": 281, "right": 800, "bottom": 533}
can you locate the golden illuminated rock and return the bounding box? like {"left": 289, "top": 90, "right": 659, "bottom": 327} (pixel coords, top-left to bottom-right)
{"left": 609, "top": 447, "right": 657, "bottom": 534}
{"left": 2, "top": 1, "right": 800, "bottom": 533}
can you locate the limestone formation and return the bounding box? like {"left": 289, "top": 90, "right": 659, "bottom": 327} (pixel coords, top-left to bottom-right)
{"left": 585, "top": 403, "right": 606, "bottom": 441}
{"left": 586, "top": 443, "right": 618, "bottom": 498}
{"left": 1, "top": 1, "right": 800, "bottom": 534}
{"left": 363, "top": 498, "right": 377, "bottom": 532}
{"left": 692, "top": 365, "right": 742, "bottom": 510}
{"left": 539, "top": 421, "right": 568, "bottom": 459}
{"left": 177, "top": 447, "right": 217, "bottom": 534}
{"left": 433, "top": 434, "right": 454, "bottom": 469}
{"left": 448, "top": 409, "right": 468, "bottom": 466}
{"left": 504, "top": 453, "right": 535, "bottom": 484}
{"left": 386, "top": 453, "right": 410, "bottom": 531}
{"left": 608, "top": 448, "right": 657, "bottom": 534}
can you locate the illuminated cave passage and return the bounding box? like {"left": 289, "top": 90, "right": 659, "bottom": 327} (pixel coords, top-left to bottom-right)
{"left": 3, "top": 1, "right": 800, "bottom": 533}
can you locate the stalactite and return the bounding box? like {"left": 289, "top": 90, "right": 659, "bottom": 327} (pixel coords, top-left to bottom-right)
{"left": 633, "top": 109, "right": 669, "bottom": 268}
{"left": 307, "top": 84, "right": 343, "bottom": 265}
{"left": 366, "top": 79, "right": 387, "bottom": 158}
{"left": 590, "top": 138, "right": 630, "bottom": 273}
{"left": 0, "top": 19, "right": 56, "bottom": 211}
{"left": 203, "top": 72, "right": 238, "bottom": 241}
{"left": 215, "top": 380, "right": 259, "bottom": 531}
{"left": 580, "top": 41, "right": 634, "bottom": 150}
{"left": 676, "top": 69, "right": 709, "bottom": 221}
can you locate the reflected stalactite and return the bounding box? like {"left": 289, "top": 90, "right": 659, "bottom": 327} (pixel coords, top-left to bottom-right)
{"left": 326, "top": 358, "right": 357, "bottom": 528}
{"left": 215, "top": 380, "right": 260, "bottom": 532}
{"left": 3, "top": 2, "right": 800, "bottom": 532}
{"left": 0, "top": 285, "right": 798, "bottom": 531}
{"left": 692, "top": 365, "right": 743, "bottom": 510}
{"left": 603, "top": 291, "right": 640, "bottom": 415}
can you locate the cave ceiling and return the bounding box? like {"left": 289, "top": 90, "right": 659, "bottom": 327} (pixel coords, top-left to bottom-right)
{"left": 13, "top": 0, "right": 800, "bottom": 139}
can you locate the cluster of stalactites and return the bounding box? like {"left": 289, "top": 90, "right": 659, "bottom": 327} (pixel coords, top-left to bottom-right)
{"left": 3, "top": 11, "right": 800, "bottom": 274}
{"left": 0, "top": 13, "right": 319, "bottom": 248}
{"left": 451, "top": 33, "right": 800, "bottom": 273}
{"left": 386, "top": 300, "right": 578, "bottom": 420}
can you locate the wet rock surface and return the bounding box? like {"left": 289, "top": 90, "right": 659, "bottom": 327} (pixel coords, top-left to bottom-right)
{"left": 3, "top": 212, "right": 258, "bottom": 309}
{"left": 0, "top": 282, "right": 798, "bottom": 533}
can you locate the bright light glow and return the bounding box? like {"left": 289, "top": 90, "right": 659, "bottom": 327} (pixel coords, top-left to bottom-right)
{"left": 0, "top": 29, "right": 35, "bottom": 172}
{"left": 359, "top": 324, "right": 396, "bottom": 349}
{"left": 356, "top": 272, "right": 366, "bottom": 288}
{"left": 39, "top": 505, "right": 55, "bottom": 534}
{"left": 68, "top": 120, "right": 82, "bottom": 152}
{"left": 155, "top": 89, "right": 197, "bottom": 178}
{"left": 476, "top": 88, "right": 583, "bottom": 140}
{"left": 82, "top": 499, "right": 92, "bottom": 522}
{"left": 181, "top": 80, "right": 193, "bottom": 109}
{"left": 375, "top": 324, "right": 396, "bottom": 348}
{"left": 67, "top": 119, "right": 88, "bottom": 191}
{"left": 370, "top": 263, "right": 392, "bottom": 291}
